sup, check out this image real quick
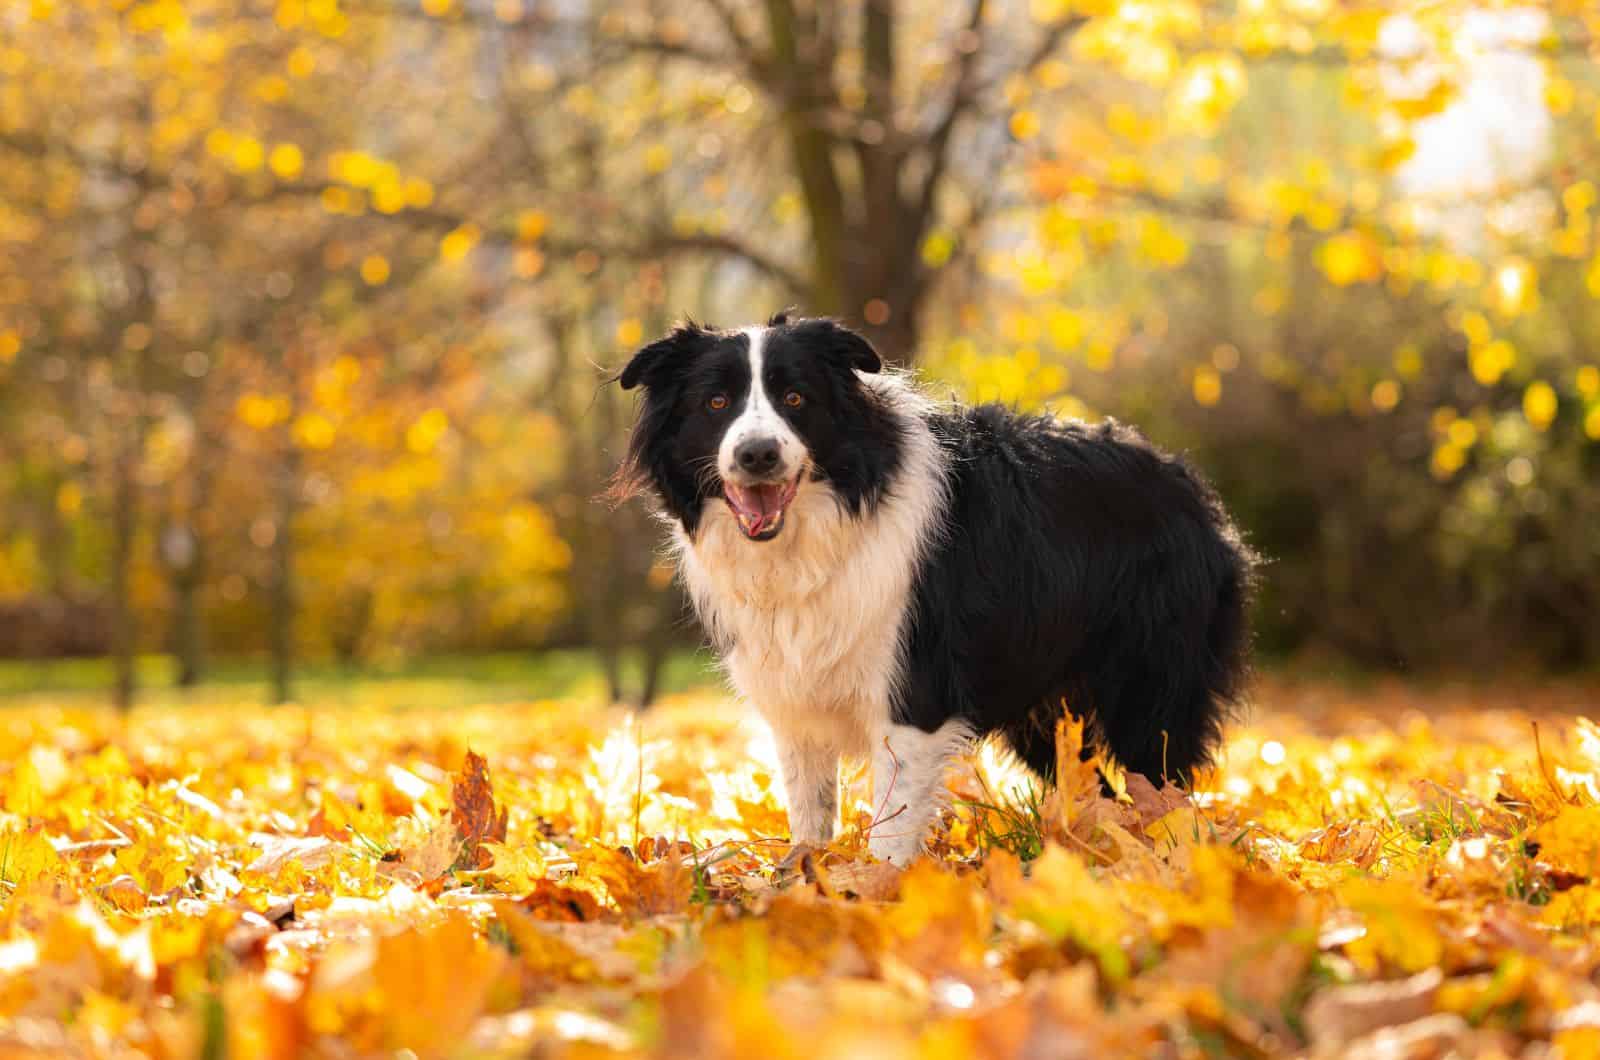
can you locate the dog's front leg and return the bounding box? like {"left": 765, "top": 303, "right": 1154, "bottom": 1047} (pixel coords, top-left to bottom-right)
{"left": 867, "top": 721, "right": 969, "bottom": 865}
{"left": 775, "top": 735, "right": 838, "bottom": 850}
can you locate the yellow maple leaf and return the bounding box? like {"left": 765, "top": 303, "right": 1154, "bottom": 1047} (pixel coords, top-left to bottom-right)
{"left": 0, "top": 829, "right": 61, "bottom": 886}
{"left": 1051, "top": 713, "right": 1103, "bottom": 835}
{"left": 373, "top": 915, "right": 509, "bottom": 1052}
{"left": 573, "top": 845, "right": 691, "bottom": 918}
{"left": 115, "top": 840, "right": 189, "bottom": 896}
{"left": 1532, "top": 805, "right": 1600, "bottom": 879}
{"left": 1337, "top": 876, "right": 1444, "bottom": 975}
{"left": 482, "top": 841, "right": 546, "bottom": 893}
{"left": 989, "top": 844, "right": 1131, "bottom": 982}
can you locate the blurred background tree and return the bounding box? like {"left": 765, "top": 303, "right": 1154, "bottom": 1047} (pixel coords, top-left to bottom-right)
{"left": 1, "top": 0, "right": 1598, "bottom": 706}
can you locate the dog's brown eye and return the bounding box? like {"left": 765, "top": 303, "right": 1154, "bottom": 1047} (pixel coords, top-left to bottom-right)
{"left": 708, "top": 394, "right": 728, "bottom": 411}
{"left": 784, "top": 390, "right": 804, "bottom": 408}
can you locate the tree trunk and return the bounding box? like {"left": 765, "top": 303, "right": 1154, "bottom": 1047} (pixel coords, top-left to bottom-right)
{"left": 636, "top": 609, "right": 676, "bottom": 709}
{"left": 769, "top": 0, "right": 937, "bottom": 366}
{"left": 765, "top": 0, "right": 848, "bottom": 318}
{"left": 268, "top": 447, "right": 299, "bottom": 704}
{"left": 172, "top": 546, "right": 205, "bottom": 688}
{"left": 163, "top": 500, "right": 207, "bottom": 689}
{"left": 110, "top": 449, "right": 138, "bottom": 712}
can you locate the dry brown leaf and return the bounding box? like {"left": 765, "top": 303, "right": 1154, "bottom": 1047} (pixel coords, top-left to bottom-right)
{"left": 450, "top": 750, "right": 508, "bottom": 871}
{"left": 575, "top": 846, "right": 692, "bottom": 918}
{"left": 1333, "top": 1013, "right": 1473, "bottom": 1060}
{"left": 1121, "top": 771, "right": 1191, "bottom": 830}
{"left": 1303, "top": 967, "right": 1443, "bottom": 1048}
{"left": 815, "top": 859, "right": 902, "bottom": 902}
{"left": 391, "top": 820, "right": 459, "bottom": 885}
{"left": 245, "top": 836, "right": 337, "bottom": 877}
{"left": 1299, "top": 821, "right": 1383, "bottom": 868}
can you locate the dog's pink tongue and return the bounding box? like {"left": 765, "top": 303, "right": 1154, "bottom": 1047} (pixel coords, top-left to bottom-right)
{"left": 736, "top": 484, "right": 785, "bottom": 517}
{"left": 727, "top": 484, "right": 786, "bottom": 535}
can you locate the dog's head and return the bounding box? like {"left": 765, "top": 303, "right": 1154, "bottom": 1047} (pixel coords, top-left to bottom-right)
{"left": 615, "top": 313, "right": 891, "bottom": 542}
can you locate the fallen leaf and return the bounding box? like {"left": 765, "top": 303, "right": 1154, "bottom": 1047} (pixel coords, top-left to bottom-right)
{"left": 451, "top": 750, "right": 509, "bottom": 871}
{"left": 816, "top": 859, "right": 902, "bottom": 902}
{"left": 1336, "top": 1013, "right": 1471, "bottom": 1060}
{"left": 1304, "top": 967, "right": 1442, "bottom": 1047}
{"left": 246, "top": 836, "right": 337, "bottom": 877}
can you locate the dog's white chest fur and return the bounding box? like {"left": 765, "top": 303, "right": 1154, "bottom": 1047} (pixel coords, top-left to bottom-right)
{"left": 675, "top": 380, "right": 946, "bottom": 754}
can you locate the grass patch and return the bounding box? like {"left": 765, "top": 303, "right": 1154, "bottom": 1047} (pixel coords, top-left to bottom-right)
{"left": 0, "top": 649, "right": 720, "bottom": 709}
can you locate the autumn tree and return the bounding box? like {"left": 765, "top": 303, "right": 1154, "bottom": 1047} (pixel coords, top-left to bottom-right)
{"left": 6, "top": 0, "right": 1600, "bottom": 685}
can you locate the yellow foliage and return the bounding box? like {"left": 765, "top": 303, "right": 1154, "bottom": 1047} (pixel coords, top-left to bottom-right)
{"left": 0, "top": 688, "right": 1590, "bottom": 1052}
{"left": 293, "top": 412, "right": 337, "bottom": 450}
{"left": 517, "top": 209, "right": 548, "bottom": 242}
{"left": 1431, "top": 443, "right": 1465, "bottom": 480}
{"left": 1339, "top": 876, "right": 1444, "bottom": 975}
{"left": 990, "top": 845, "right": 1131, "bottom": 981}
{"left": 230, "top": 136, "right": 265, "bottom": 173}
{"left": 405, "top": 408, "right": 450, "bottom": 454}
{"left": 403, "top": 177, "right": 435, "bottom": 208}
{"left": 1523, "top": 381, "right": 1558, "bottom": 431}
{"left": 55, "top": 481, "right": 82, "bottom": 517}
{"left": 267, "top": 142, "right": 304, "bottom": 180}
{"left": 1170, "top": 52, "right": 1246, "bottom": 133}
{"left": 237, "top": 393, "right": 292, "bottom": 430}
{"left": 1492, "top": 258, "right": 1540, "bottom": 319}
{"left": 1318, "top": 231, "right": 1381, "bottom": 287}
{"left": 371, "top": 181, "right": 406, "bottom": 214}
{"left": 114, "top": 839, "right": 189, "bottom": 896}
{"left": 1532, "top": 806, "right": 1600, "bottom": 878}
{"left": 616, "top": 317, "right": 644, "bottom": 347}
{"left": 1544, "top": 884, "right": 1600, "bottom": 930}
{"left": 1471, "top": 340, "right": 1517, "bottom": 387}
{"left": 0, "top": 829, "right": 60, "bottom": 885}
{"left": 1577, "top": 366, "right": 1600, "bottom": 399}
{"left": 359, "top": 254, "right": 390, "bottom": 285}
{"left": 373, "top": 916, "right": 507, "bottom": 1050}
{"left": 1370, "top": 379, "right": 1400, "bottom": 412}
{"left": 439, "top": 223, "right": 481, "bottom": 263}
{"left": 1009, "top": 110, "right": 1040, "bottom": 141}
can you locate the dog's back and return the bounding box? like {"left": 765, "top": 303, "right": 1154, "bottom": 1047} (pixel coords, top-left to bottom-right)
{"left": 897, "top": 406, "right": 1254, "bottom": 785}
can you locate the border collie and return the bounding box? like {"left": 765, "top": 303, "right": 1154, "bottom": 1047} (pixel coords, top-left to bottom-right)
{"left": 616, "top": 314, "right": 1254, "bottom": 864}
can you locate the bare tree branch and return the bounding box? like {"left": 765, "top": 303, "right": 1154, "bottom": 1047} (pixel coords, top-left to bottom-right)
{"left": 915, "top": 0, "right": 992, "bottom": 228}
{"left": 697, "top": 0, "right": 771, "bottom": 82}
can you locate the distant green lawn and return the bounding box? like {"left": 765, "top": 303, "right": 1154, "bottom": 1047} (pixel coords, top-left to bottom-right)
{"left": 0, "top": 649, "right": 721, "bottom": 710}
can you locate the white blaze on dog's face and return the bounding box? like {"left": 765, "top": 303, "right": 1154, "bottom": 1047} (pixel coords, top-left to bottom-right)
{"left": 717, "top": 327, "right": 808, "bottom": 540}
{"left": 617, "top": 315, "right": 887, "bottom": 544}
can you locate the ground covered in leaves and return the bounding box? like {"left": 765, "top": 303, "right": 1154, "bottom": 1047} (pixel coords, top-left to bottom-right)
{"left": 3, "top": 680, "right": 1600, "bottom": 1059}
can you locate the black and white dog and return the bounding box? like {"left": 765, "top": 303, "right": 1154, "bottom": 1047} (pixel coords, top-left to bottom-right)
{"left": 617, "top": 314, "right": 1254, "bottom": 864}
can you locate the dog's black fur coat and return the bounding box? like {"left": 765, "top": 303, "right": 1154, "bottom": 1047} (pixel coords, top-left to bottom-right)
{"left": 905, "top": 407, "right": 1252, "bottom": 783}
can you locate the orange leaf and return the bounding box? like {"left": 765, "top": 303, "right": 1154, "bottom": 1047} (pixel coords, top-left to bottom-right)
{"left": 451, "top": 750, "right": 509, "bottom": 871}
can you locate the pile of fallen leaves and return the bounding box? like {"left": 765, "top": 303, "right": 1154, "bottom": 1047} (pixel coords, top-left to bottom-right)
{"left": 3, "top": 680, "right": 1600, "bottom": 1059}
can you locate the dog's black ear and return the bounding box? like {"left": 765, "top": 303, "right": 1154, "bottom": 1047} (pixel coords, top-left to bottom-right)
{"left": 833, "top": 324, "right": 882, "bottom": 374}
{"left": 618, "top": 322, "right": 711, "bottom": 390}
{"left": 793, "top": 318, "right": 882, "bottom": 374}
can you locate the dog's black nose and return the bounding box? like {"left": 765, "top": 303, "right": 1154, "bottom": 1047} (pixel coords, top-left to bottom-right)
{"left": 734, "top": 437, "right": 782, "bottom": 475}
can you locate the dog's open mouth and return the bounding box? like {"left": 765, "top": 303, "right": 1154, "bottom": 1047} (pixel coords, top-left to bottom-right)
{"left": 724, "top": 477, "right": 800, "bottom": 541}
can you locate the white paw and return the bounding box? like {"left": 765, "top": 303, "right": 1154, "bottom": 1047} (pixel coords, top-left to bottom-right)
{"left": 867, "top": 832, "right": 924, "bottom": 866}
{"left": 775, "top": 841, "right": 819, "bottom": 873}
